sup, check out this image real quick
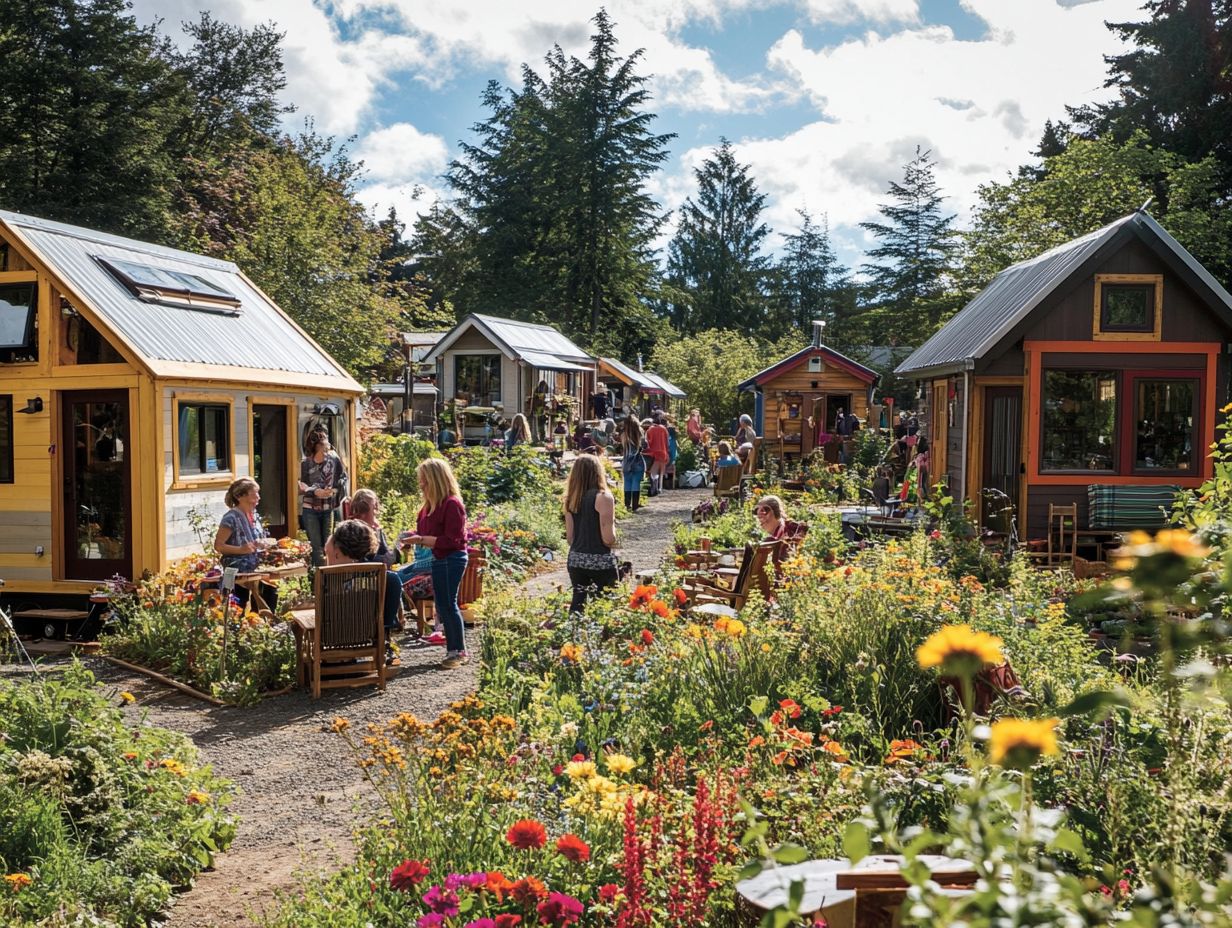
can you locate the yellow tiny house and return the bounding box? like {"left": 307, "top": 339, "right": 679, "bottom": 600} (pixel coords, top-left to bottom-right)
{"left": 0, "top": 210, "right": 362, "bottom": 599}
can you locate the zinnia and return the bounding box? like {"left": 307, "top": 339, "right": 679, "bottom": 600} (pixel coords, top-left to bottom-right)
{"left": 555, "top": 833, "right": 591, "bottom": 863}
{"left": 511, "top": 875, "right": 548, "bottom": 906}
{"left": 988, "top": 717, "right": 1060, "bottom": 770}
{"left": 915, "top": 624, "right": 1003, "bottom": 675}
{"left": 506, "top": 819, "right": 548, "bottom": 850}
{"left": 495, "top": 916, "right": 523, "bottom": 928}
{"left": 537, "top": 891, "right": 585, "bottom": 926}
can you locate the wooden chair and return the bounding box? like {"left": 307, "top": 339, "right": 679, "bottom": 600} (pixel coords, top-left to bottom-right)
{"left": 1027, "top": 503, "right": 1078, "bottom": 567}
{"left": 404, "top": 554, "right": 486, "bottom": 633}
{"left": 714, "top": 465, "right": 742, "bottom": 499}
{"left": 742, "top": 437, "right": 763, "bottom": 476}
{"left": 684, "top": 540, "right": 778, "bottom": 611}
{"left": 293, "top": 563, "right": 386, "bottom": 698}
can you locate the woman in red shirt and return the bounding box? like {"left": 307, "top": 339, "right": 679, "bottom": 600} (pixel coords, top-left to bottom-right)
{"left": 645, "top": 414, "right": 670, "bottom": 497}
{"left": 400, "top": 458, "right": 470, "bottom": 669}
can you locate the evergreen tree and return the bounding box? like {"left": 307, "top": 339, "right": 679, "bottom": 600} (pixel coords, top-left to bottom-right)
{"left": 665, "top": 138, "right": 771, "bottom": 333}
{"left": 770, "top": 209, "right": 846, "bottom": 339}
{"left": 859, "top": 147, "right": 958, "bottom": 346}
{"left": 0, "top": 0, "right": 189, "bottom": 238}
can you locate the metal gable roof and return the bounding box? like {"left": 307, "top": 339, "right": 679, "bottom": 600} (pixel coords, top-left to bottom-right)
{"left": 894, "top": 211, "right": 1232, "bottom": 379}
{"left": 642, "top": 371, "right": 686, "bottom": 398}
{"left": 427, "top": 313, "right": 595, "bottom": 368}
{"left": 737, "top": 343, "right": 879, "bottom": 391}
{"left": 1, "top": 210, "right": 360, "bottom": 390}
{"left": 599, "top": 356, "right": 659, "bottom": 390}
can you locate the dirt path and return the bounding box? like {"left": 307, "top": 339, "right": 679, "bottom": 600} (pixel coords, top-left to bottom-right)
{"left": 66, "top": 489, "right": 704, "bottom": 926}
{"left": 524, "top": 487, "right": 705, "bottom": 596}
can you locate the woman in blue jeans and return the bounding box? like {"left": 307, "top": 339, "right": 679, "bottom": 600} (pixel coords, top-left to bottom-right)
{"left": 399, "top": 458, "right": 469, "bottom": 669}
{"left": 619, "top": 416, "right": 647, "bottom": 512}
{"left": 299, "top": 429, "right": 347, "bottom": 567}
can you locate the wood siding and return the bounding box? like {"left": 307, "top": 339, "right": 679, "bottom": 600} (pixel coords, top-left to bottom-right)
{"left": 758, "top": 355, "right": 873, "bottom": 453}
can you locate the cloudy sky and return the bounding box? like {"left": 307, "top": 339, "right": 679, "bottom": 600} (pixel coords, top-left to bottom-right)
{"left": 131, "top": 0, "right": 1144, "bottom": 267}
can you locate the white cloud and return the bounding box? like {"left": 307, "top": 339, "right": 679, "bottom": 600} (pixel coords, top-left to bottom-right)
{"left": 354, "top": 123, "right": 449, "bottom": 185}
{"left": 804, "top": 0, "right": 919, "bottom": 25}
{"left": 355, "top": 180, "right": 444, "bottom": 225}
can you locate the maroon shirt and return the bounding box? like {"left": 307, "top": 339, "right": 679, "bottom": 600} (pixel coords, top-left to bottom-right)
{"left": 417, "top": 495, "right": 468, "bottom": 559}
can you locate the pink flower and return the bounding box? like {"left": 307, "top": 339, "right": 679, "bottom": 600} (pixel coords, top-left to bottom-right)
{"left": 422, "top": 884, "right": 459, "bottom": 916}
{"left": 536, "top": 891, "right": 584, "bottom": 926}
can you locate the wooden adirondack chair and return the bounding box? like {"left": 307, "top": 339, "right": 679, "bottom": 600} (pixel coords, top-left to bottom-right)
{"left": 714, "top": 464, "right": 742, "bottom": 499}
{"left": 684, "top": 540, "right": 778, "bottom": 611}
{"left": 293, "top": 563, "right": 387, "bottom": 698}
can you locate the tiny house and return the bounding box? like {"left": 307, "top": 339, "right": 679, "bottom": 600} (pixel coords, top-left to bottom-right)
{"left": 426, "top": 314, "right": 596, "bottom": 439}
{"left": 895, "top": 210, "right": 1232, "bottom": 538}
{"left": 0, "top": 210, "right": 362, "bottom": 597}
{"left": 597, "top": 357, "right": 686, "bottom": 419}
{"left": 738, "top": 323, "right": 880, "bottom": 461}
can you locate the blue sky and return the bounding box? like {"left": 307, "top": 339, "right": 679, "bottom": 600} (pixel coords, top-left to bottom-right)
{"left": 133, "top": 0, "right": 1142, "bottom": 269}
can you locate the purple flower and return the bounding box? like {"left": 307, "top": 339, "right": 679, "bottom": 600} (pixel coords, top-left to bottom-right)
{"left": 422, "top": 884, "right": 460, "bottom": 916}
{"left": 417, "top": 916, "right": 446, "bottom": 928}
{"left": 465, "top": 920, "right": 498, "bottom": 928}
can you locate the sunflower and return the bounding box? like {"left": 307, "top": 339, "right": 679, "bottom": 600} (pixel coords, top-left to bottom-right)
{"left": 988, "top": 717, "right": 1060, "bottom": 770}
{"left": 916, "top": 624, "right": 1003, "bottom": 676}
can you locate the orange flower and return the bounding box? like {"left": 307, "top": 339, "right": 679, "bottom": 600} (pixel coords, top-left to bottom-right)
{"left": 778, "top": 698, "right": 801, "bottom": 720}
{"left": 648, "top": 599, "right": 671, "bottom": 619}
{"left": 506, "top": 819, "right": 547, "bottom": 850}
{"left": 885, "top": 739, "right": 925, "bottom": 765}
{"left": 555, "top": 833, "right": 591, "bottom": 863}
{"left": 822, "top": 740, "right": 849, "bottom": 763}
{"left": 673, "top": 588, "right": 688, "bottom": 606}
{"left": 628, "top": 584, "right": 658, "bottom": 609}
{"left": 748, "top": 735, "right": 765, "bottom": 748}
{"left": 484, "top": 871, "right": 515, "bottom": 901}
{"left": 640, "top": 629, "right": 655, "bottom": 645}
{"left": 511, "top": 875, "right": 548, "bottom": 906}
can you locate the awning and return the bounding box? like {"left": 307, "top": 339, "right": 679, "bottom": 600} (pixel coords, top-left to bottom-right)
{"left": 643, "top": 372, "right": 686, "bottom": 398}
{"left": 599, "top": 357, "right": 660, "bottom": 391}
{"left": 519, "top": 350, "right": 593, "bottom": 373}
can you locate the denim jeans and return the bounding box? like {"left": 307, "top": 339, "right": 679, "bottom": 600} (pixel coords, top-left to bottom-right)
{"left": 301, "top": 508, "right": 334, "bottom": 567}
{"left": 431, "top": 551, "right": 469, "bottom": 653}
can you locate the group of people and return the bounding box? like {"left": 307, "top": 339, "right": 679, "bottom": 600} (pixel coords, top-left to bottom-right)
{"left": 213, "top": 429, "right": 474, "bottom": 671}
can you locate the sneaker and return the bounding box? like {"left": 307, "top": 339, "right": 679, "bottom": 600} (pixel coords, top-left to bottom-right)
{"left": 438, "top": 652, "right": 470, "bottom": 670}
{"left": 385, "top": 645, "right": 400, "bottom": 667}
{"left": 424, "top": 631, "right": 447, "bottom": 646}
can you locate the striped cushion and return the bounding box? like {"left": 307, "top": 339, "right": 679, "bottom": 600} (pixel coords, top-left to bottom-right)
{"left": 1087, "top": 484, "right": 1181, "bottom": 530}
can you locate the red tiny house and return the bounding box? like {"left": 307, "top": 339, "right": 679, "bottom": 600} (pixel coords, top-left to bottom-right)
{"left": 897, "top": 211, "right": 1232, "bottom": 539}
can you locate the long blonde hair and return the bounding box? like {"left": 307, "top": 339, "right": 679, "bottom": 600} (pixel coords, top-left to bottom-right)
{"left": 564, "top": 454, "right": 607, "bottom": 514}
{"left": 418, "top": 457, "right": 462, "bottom": 513}
{"left": 509, "top": 414, "right": 532, "bottom": 443}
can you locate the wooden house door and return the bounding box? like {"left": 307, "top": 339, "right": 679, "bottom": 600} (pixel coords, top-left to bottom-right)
{"left": 61, "top": 390, "right": 132, "bottom": 581}
{"left": 931, "top": 383, "right": 948, "bottom": 488}
{"left": 253, "top": 404, "right": 289, "bottom": 538}
{"left": 981, "top": 386, "right": 1023, "bottom": 533}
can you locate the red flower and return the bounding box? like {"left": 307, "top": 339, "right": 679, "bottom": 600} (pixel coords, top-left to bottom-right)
{"left": 929, "top": 529, "right": 942, "bottom": 540}
{"left": 536, "top": 891, "right": 584, "bottom": 926}
{"left": 640, "top": 629, "right": 655, "bottom": 646}
{"left": 389, "top": 858, "right": 430, "bottom": 891}
{"left": 506, "top": 819, "right": 548, "bottom": 850}
{"left": 598, "top": 883, "right": 621, "bottom": 904}
{"left": 511, "top": 876, "right": 548, "bottom": 907}
{"left": 496, "top": 916, "right": 523, "bottom": 928}
{"left": 778, "top": 698, "right": 802, "bottom": 720}
{"left": 551, "top": 764, "right": 564, "bottom": 777}
{"left": 571, "top": 752, "right": 586, "bottom": 762}
{"left": 485, "top": 871, "right": 514, "bottom": 902}
{"left": 628, "top": 584, "right": 658, "bottom": 609}
{"left": 555, "top": 833, "right": 591, "bottom": 863}
{"left": 673, "top": 588, "right": 688, "bottom": 606}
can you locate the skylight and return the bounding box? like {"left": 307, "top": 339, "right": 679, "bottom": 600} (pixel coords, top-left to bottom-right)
{"left": 98, "top": 256, "right": 241, "bottom": 315}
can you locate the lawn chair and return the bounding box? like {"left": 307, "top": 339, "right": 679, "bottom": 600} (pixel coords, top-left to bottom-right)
{"left": 403, "top": 554, "right": 486, "bottom": 633}
{"left": 1026, "top": 503, "right": 1077, "bottom": 567}
{"left": 714, "top": 465, "right": 742, "bottom": 500}
{"left": 683, "top": 540, "right": 778, "bottom": 611}
{"left": 293, "top": 563, "right": 386, "bottom": 698}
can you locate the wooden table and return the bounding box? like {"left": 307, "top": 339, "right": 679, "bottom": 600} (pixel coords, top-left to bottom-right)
{"left": 289, "top": 607, "right": 316, "bottom": 688}
{"left": 235, "top": 561, "right": 309, "bottom": 613}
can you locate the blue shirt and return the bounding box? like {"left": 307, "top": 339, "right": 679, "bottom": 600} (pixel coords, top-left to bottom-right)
{"left": 219, "top": 508, "right": 264, "bottom": 573}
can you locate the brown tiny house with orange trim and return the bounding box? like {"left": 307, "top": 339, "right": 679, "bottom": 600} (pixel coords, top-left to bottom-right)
{"left": 896, "top": 211, "right": 1232, "bottom": 539}
{"left": 0, "top": 210, "right": 362, "bottom": 601}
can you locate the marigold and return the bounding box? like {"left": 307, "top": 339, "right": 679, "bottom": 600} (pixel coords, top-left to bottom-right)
{"left": 628, "top": 584, "right": 658, "bottom": 609}
{"left": 673, "top": 587, "right": 688, "bottom": 606}
{"left": 725, "top": 619, "right": 747, "bottom": 638}
{"left": 988, "top": 717, "right": 1060, "bottom": 770}
{"left": 565, "top": 760, "right": 596, "bottom": 779}
{"left": 158, "top": 758, "right": 187, "bottom": 777}
{"left": 648, "top": 599, "right": 672, "bottom": 619}
{"left": 555, "top": 833, "right": 591, "bottom": 863}
{"left": 5, "top": 873, "right": 32, "bottom": 892}
{"left": 916, "top": 624, "right": 1003, "bottom": 675}
{"left": 604, "top": 753, "right": 637, "bottom": 775}
{"left": 390, "top": 858, "right": 431, "bottom": 890}
{"left": 185, "top": 790, "right": 210, "bottom": 805}
{"left": 560, "top": 642, "right": 583, "bottom": 663}
{"left": 505, "top": 818, "right": 547, "bottom": 850}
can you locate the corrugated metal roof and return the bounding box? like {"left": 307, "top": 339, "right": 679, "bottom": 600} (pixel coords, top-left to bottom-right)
{"left": 892, "top": 211, "right": 1232, "bottom": 378}
{"left": 427, "top": 313, "right": 596, "bottom": 369}
{"left": 599, "top": 356, "right": 659, "bottom": 390}
{"left": 1, "top": 210, "right": 359, "bottom": 389}
{"left": 519, "top": 350, "right": 591, "bottom": 372}
{"left": 738, "top": 343, "right": 879, "bottom": 391}
{"left": 643, "top": 371, "right": 686, "bottom": 398}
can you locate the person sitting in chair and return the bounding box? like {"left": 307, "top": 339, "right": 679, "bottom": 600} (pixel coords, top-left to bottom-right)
{"left": 754, "top": 494, "right": 807, "bottom": 569}
{"left": 715, "top": 440, "right": 742, "bottom": 469}
{"left": 325, "top": 519, "right": 403, "bottom": 666}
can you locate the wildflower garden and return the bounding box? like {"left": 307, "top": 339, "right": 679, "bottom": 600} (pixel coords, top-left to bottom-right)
{"left": 7, "top": 427, "right": 1232, "bottom": 926}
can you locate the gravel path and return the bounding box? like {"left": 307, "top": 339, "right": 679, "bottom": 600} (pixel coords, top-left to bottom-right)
{"left": 23, "top": 488, "right": 703, "bottom": 926}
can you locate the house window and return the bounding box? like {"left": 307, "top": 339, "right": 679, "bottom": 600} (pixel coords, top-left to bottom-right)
{"left": 0, "top": 283, "right": 38, "bottom": 363}
{"left": 1041, "top": 370, "right": 1118, "bottom": 472}
{"left": 0, "top": 396, "right": 12, "bottom": 483}
{"left": 1093, "top": 274, "right": 1162, "bottom": 340}
{"left": 177, "top": 402, "right": 231, "bottom": 478}
{"left": 1135, "top": 379, "right": 1197, "bottom": 472}
{"left": 98, "top": 257, "right": 241, "bottom": 315}
{"left": 455, "top": 355, "right": 501, "bottom": 405}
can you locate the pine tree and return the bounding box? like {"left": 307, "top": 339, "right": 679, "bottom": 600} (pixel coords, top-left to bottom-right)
{"left": 0, "top": 0, "right": 189, "bottom": 238}
{"left": 666, "top": 139, "right": 770, "bottom": 333}
{"left": 859, "top": 147, "right": 958, "bottom": 346}
{"left": 770, "top": 209, "right": 846, "bottom": 340}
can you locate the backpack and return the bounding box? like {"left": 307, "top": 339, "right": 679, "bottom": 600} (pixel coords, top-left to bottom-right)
{"left": 681, "top": 469, "right": 707, "bottom": 489}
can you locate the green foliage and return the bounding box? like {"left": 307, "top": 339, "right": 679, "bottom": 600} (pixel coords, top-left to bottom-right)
{"left": 356, "top": 434, "right": 440, "bottom": 500}
{"left": 0, "top": 664, "right": 234, "bottom": 926}
{"left": 650, "top": 328, "right": 802, "bottom": 428}
{"left": 666, "top": 139, "right": 772, "bottom": 334}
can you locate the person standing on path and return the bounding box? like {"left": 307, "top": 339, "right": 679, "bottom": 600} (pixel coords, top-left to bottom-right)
{"left": 400, "top": 458, "right": 470, "bottom": 669}
{"left": 645, "top": 414, "right": 669, "bottom": 497}
{"left": 564, "top": 454, "right": 619, "bottom": 614}
{"left": 619, "top": 417, "right": 648, "bottom": 512}
{"left": 299, "top": 429, "right": 347, "bottom": 568}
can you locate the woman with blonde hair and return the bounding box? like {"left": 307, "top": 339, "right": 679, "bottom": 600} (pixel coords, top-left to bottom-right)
{"left": 214, "top": 477, "right": 278, "bottom": 613}
{"left": 564, "top": 454, "right": 618, "bottom": 613}
{"left": 506, "top": 413, "right": 532, "bottom": 451}
{"left": 399, "top": 457, "right": 469, "bottom": 668}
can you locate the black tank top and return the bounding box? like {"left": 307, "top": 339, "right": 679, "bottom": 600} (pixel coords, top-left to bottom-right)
{"left": 571, "top": 489, "right": 610, "bottom": 556}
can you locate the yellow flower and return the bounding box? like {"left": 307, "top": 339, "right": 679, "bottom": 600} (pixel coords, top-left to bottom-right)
{"left": 560, "top": 642, "right": 584, "bottom": 662}
{"left": 565, "top": 760, "right": 597, "bottom": 779}
{"left": 1222, "top": 401, "right": 1232, "bottom": 414}
{"left": 119, "top": 691, "right": 136, "bottom": 705}
{"left": 605, "top": 753, "right": 637, "bottom": 775}
{"left": 1112, "top": 529, "right": 1209, "bottom": 569}
{"left": 158, "top": 758, "right": 187, "bottom": 777}
{"left": 916, "top": 624, "right": 1004, "bottom": 675}
{"left": 988, "top": 717, "right": 1060, "bottom": 770}
{"left": 5, "top": 873, "right": 32, "bottom": 893}
{"left": 186, "top": 790, "right": 210, "bottom": 805}
{"left": 726, "top": 619, "right": 747, "bottom": 638}
{"left": 330, "top": 716, "right": 351, "bottom": 734}
{"left": 684, "top": 624, "right": 704, "bottom": 639}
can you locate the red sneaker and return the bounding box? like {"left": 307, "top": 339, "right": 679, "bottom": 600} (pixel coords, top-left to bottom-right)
{"left": 424, "top": 632, "right": 447, "bottom": 646}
